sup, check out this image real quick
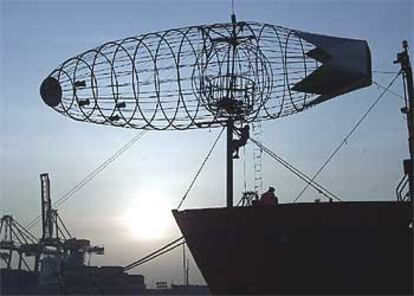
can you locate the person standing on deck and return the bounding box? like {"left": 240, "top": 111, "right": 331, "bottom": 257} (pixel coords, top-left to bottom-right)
{"left": 260, "top": 187, "right": 278, "bottom": 205}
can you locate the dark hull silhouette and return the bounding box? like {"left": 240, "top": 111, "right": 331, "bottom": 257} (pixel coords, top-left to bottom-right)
{"left": 173, "top": 201, "right": 412, "bottom": 295}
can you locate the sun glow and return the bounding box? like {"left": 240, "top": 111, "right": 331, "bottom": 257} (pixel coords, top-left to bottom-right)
{"left": 121, "top": 194, "right": 174, "bottom": 240}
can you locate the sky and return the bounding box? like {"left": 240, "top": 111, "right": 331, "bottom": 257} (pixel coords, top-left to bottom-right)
{"left": 0, "top": 0, "right": 413, "bottom": 287}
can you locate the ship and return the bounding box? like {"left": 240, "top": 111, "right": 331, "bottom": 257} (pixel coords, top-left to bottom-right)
{"left": 173, "top": 41, "right": 414, "bottom": 295}
{"left": 173, "top": 202, "right": 411, "bottom": 294}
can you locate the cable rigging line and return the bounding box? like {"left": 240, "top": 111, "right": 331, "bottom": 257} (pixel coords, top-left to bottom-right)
{"left": 123, "top": 236, "right": 185, "bottom": 272}
{"left": 293, "top": 71, "right": 402, "bottom": 203}
{"left": 373, "top": 80, "right": 405, "bottom": 101}
{"left": 26, "top": 130, "right": 148, "bottom": 230}
{"left": 53, "top": 130, "right": 147, "bottom": 209}
{"left": 68, "top": 236, "right": 185, "bottom": 294}
{"left": 176, "top": 127, "right": 225, "bottom": 209}
{"left": 372, "top": 70, "right": 400, "bottom": 74}
{"left": 249, "top": 137, "right": 343, "bottom": 201}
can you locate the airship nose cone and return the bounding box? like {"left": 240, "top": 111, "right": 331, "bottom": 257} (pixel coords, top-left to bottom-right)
{"left": 40, "top": 77, "right": 62, "bottom": 108}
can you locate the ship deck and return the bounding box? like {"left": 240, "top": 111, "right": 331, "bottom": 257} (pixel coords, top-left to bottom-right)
{"left": 174, "top": 201, "right": 413, "bottom": 294}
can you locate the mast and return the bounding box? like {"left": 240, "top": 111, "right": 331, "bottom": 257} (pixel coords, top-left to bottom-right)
{"left": 395, "top": 41, "right": 414, "bottom": 201}
{"left": 226, "top": 13, "right": 239, "bottom": 208}
{"left": 227, "top": 119, "right": 234, "bottom": 207}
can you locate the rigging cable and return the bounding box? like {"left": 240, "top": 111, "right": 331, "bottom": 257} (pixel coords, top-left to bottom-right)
{"left": 293, "top": 71, "right": 402, "bottom": 203}
{"left": 123, "top": 236, "right": 185, "bottom": 272}
{"left": 176, "top": 128, "right": 225, "bottom": 209}
{"left": 68, "top": 236, "right": 185, "bottom": 294}
{"left": 373, "top": 80, "right": 405, "bottom": 101}
{"left": 249, "top": 137, "right": 343, "bottom": 201}
{"left": 372, "top": 70, "right": 400, "bottom": 74}
{"left": 25, "top": 130, "right": 148, "bottom": 230}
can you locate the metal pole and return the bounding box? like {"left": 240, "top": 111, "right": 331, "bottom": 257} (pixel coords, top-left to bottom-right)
{"left": 225, "top": 13, "right": 237, "bottom": 208}
{"left": 404, "top": 45, "right": 414, "bottom": 201}
{"left": 227, "top": 119, "right": 234, "bottom": 207}
{"left": 182, "top": 243, "right": 187, "bottom": 286}
{"left": 396, "top": 41, "right": 414, "bottom": 200}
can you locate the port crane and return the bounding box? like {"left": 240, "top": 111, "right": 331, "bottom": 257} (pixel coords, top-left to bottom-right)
{"left": 0, "top": 215, "right": 40, "bottom": 271}
{"left": 0, "top": 173, "right": 104, "bottom": 274}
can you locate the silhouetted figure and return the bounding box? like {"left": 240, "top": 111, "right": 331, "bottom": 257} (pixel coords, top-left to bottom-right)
{"left": 260, "top": 187, "right": 278, "bottom": 205}
{"left": 232, "top": 125, "right": 250, "bottom": 159}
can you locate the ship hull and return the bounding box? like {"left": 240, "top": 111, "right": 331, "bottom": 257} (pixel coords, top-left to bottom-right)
{"left": 173, "top": 201, "right": 412, "bottom": 294}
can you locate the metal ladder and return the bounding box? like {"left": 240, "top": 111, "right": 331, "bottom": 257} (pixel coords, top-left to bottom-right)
{"left": 252, "top": 121, "right": 263, "bottom": 194}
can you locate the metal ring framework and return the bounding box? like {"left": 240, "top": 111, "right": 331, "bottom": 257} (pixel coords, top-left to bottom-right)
{"left": 41, "top": 22, "right": 321, "bottom": 130}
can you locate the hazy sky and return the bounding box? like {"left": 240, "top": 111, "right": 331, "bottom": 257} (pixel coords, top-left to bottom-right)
{"left": 1, "top": 0, "right": 413, "bottom": 287}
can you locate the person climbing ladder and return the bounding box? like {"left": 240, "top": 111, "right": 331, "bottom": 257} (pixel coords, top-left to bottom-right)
{"left": 232, "top": 125, "right": 250, "bottom": 159}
